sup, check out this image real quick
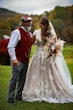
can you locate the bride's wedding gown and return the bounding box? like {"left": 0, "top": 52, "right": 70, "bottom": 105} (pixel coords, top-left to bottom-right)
{"left": 22, "top": 29, "right": 73, "bottom": 103}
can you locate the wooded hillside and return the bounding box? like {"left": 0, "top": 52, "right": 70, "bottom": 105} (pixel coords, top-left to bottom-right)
{"left": 0, "top": 5, "right": 73, "bottom": 43}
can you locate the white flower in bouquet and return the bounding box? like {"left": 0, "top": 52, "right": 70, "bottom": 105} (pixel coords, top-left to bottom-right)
{"left": 55, "top": 39, "right": 65, "bottom": 52}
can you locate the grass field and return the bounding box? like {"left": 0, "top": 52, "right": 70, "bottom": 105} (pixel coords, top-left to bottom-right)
{"left": 0, "top": 45, "right": 73, "bottom": 110}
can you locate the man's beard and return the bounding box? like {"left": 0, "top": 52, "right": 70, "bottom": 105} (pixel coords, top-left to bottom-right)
{"left": 25, "top": 26, "right": 31, "bottom": 31}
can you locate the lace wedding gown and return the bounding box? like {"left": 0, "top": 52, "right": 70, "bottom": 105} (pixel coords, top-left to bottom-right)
{"left": 22, "top": 29, "right": 73, "bottom": 103}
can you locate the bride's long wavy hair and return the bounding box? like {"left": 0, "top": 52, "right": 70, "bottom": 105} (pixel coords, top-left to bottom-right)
{"left": 40, "top": 16, "right": 51, "bottom": 37}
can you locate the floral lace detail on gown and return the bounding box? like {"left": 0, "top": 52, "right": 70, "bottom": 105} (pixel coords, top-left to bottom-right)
{"left": 22, "top": 29, "right": 73, "bottom": 103}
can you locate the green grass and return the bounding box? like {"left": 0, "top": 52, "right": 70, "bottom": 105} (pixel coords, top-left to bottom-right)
{"left": 30, "top": 45, "right": 37, "bottom": 57}
{"left": 63, "top": 45, "right": 73, "bottom": 79}
{"left": 0, "top": 45, "right": 73, "bottom": 110}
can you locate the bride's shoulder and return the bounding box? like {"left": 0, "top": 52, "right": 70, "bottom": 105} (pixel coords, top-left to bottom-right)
{"left": 33, "top": 29, "right": 41, "bottom": 35}
{"left": 34, "top": 29, "right": 41, "bottom": 33}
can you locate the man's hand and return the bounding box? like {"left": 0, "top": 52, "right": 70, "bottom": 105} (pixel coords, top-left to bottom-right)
{"left": 12, "top": 59, "right": 19, "bottom": 66}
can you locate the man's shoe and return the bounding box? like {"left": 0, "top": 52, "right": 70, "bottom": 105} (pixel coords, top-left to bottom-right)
{"left": 7, "top": 100, "right": 16, "bottom": 104}
{"left": 16, "top": 97, "right": 23, "bottom": 101}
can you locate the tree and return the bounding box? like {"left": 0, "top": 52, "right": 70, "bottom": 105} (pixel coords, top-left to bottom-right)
{"left": 0, "top": 22, "right": 11, "bottom": 39}
{"left": 51, "top": 19, "right": 64, "bottom": 38}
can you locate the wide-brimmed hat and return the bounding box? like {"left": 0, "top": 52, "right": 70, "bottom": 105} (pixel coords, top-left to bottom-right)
{"left": 21, "top": 16, "right": 32, "bottom": 22}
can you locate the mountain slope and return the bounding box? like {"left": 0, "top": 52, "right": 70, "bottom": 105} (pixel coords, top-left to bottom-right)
{"left": 0, "top": 7, "right": 21, "bottom": 19}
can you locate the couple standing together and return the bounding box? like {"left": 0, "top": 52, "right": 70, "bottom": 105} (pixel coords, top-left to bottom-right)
{"left": 7, "top": 16, "right": 73, "bottom": 104}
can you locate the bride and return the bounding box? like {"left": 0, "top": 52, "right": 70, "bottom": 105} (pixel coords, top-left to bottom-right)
{"left": 22, "top": 16, "right": 73, "bottom": 103}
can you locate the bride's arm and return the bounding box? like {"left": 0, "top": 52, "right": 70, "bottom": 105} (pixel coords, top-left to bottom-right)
{"left": 31, "top": 35, "right": 36, "bottom": 45}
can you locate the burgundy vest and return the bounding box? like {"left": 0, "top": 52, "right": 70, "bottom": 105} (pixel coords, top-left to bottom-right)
{"left": 16, "top": 27, "right": 31, "bottom": 62}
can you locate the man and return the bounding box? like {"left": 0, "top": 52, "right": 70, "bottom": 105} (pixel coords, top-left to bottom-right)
{"left": 7, "top": 16, "right": 32, "bottom": 104}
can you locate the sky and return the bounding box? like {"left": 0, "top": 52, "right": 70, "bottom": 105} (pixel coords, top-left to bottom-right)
{"left": 0, "top": 0, "right": 73, "bottom": 15}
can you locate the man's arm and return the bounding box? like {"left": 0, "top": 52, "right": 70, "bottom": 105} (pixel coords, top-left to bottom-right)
{"left": 7, "top": 29, "right": 21, "bottom": 66}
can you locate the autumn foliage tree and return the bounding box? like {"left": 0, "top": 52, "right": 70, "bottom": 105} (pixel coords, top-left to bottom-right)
{"left": 48, "top": 5, "right": 73, "bottom": 43}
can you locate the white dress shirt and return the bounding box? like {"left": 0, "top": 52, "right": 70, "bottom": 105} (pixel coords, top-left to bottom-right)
{"left": 7, "top": 26, "right": 32, "bottom": 61}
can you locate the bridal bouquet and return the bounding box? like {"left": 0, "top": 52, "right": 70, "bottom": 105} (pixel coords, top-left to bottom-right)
{"left": 43, "top": 37, "right": 65, "bottom": 59}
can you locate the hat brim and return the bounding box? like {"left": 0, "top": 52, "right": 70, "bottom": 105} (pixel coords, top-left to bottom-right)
{"left": 21, "top": 16, "right": 32, "bottom": 22}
